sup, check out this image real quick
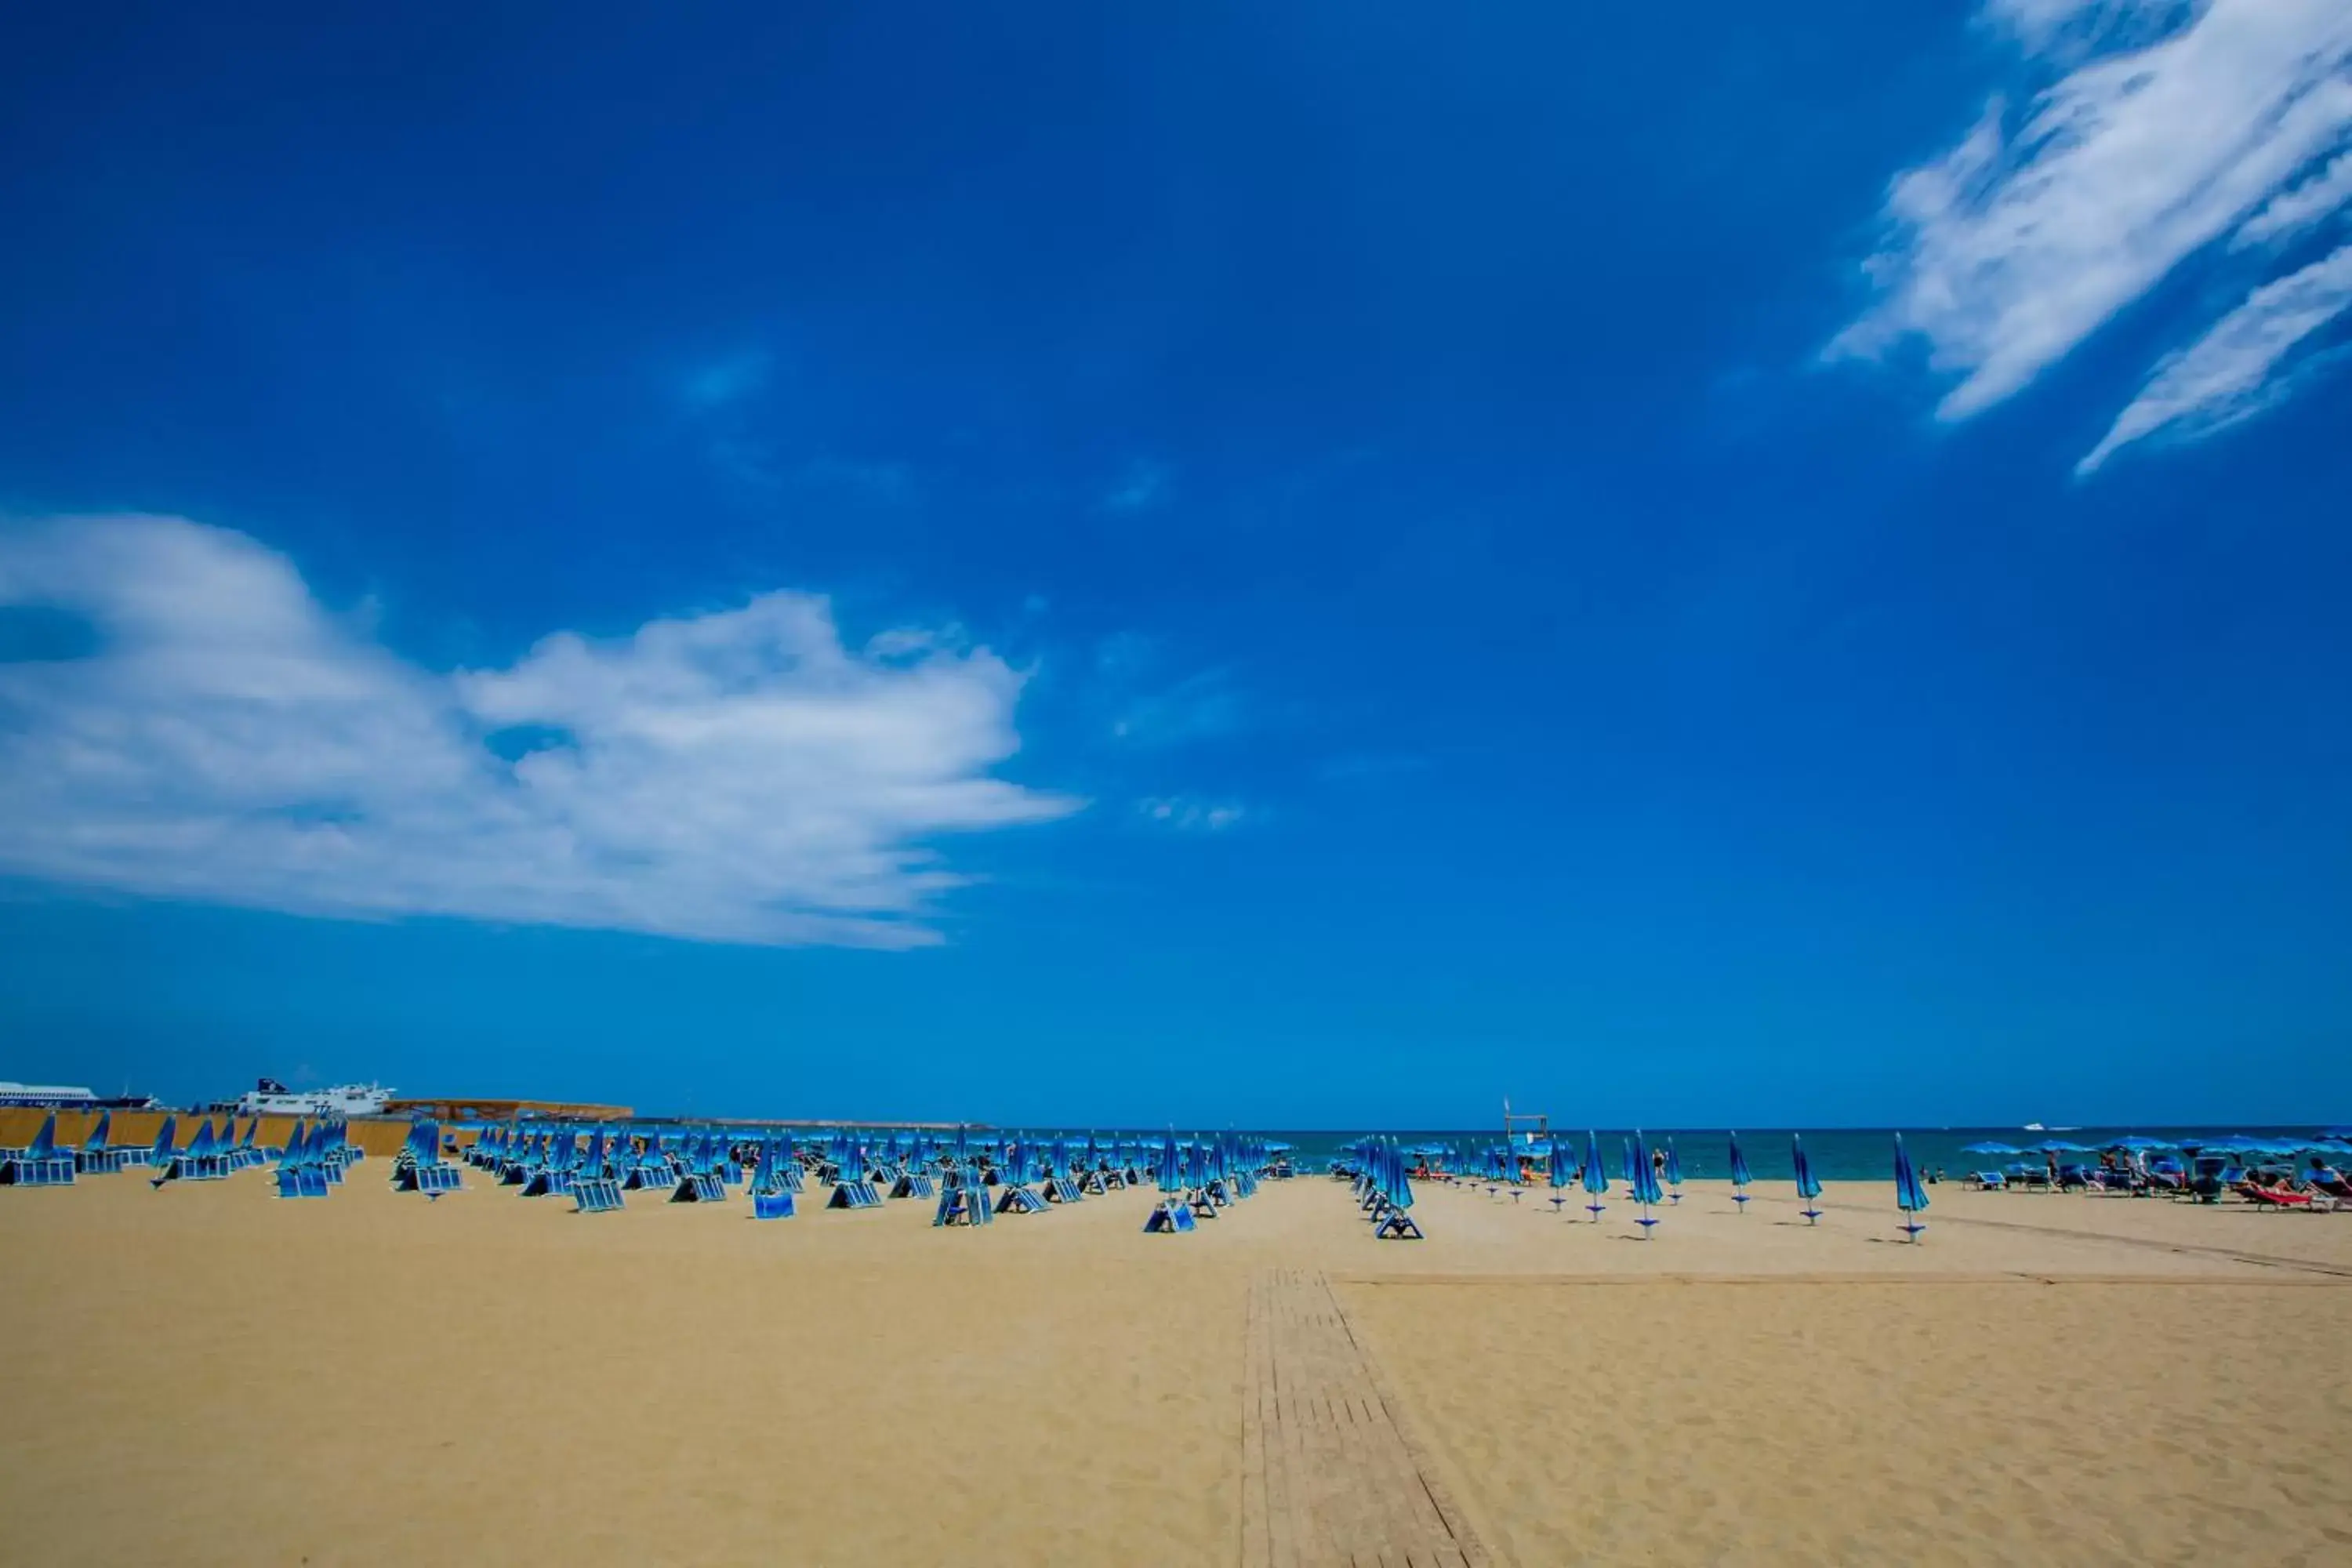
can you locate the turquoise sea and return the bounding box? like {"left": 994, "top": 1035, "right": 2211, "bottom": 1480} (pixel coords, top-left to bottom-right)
{"left": 1250, "top": 1126, "right": 2347, "bottom": 1183}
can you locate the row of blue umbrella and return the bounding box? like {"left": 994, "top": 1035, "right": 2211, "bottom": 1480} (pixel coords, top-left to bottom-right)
{"left": 1506, "top": 1129, "right": 1919, "bottom": 1240}
{"left": 1963, "top": 1134, "right": 2344, "bottom": 1158}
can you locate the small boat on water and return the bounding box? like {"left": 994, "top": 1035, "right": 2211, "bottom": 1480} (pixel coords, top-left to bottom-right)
{"left": 233, "top": 1079, "right": 394, "bottom": 1118}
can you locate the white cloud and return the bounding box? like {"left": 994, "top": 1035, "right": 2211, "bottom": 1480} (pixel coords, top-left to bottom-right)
{"left": 1137, "top": 797, "right": 1247, "bottom": 833}
{"left": 1831, "top": 0, "right": 2352, "bottom": 455}
{"left": 2234, "top": 149, "right": 2352, "bottom": 246}
{"left": 2078, "top": 240, "right": 2352, "bottom": 471}
{"left": 0, "top": 514, "right": 1080, "bottom": 947}
{"left": 1102, "top": 459, "right": 1171, "bottom": 514}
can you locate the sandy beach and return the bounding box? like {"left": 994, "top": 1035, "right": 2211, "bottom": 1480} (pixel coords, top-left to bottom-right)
{"left": 2, "top": 1135, "right": 2349, "bottom": 1566}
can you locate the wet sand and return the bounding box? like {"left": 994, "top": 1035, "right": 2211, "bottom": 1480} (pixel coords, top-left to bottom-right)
{"left": 2, "top": 1153, "right": 2347, "bottom": 1565}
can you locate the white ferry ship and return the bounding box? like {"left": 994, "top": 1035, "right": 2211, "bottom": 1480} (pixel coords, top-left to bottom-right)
{"left": 234, "top": 1079, "right": 394, "bottom": 1118}
{"left": 0, "top": 1081, "right": 158, "bottom": 1109}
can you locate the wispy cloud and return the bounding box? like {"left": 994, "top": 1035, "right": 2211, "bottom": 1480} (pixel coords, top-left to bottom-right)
{"left": 679, "top": 348, "right": 773, "bottom": 412}
{"left": 1102, "top": 459, "right": 1171, "bottom": 514}
{"left": 1831, "top": 1, "right": 2352, "bottom": 466}
{"left": 1136, "top": 797, "right": 1247, "bottom": 832}
{"left": 2079, "top": 241, "right": 2352, "bottom": 471}
{"left": 0, "top": 515, "right": 1080, "bottom": 948}
{"left": 2235, "top": 149, "right": 2352, "bottom": 248}
{"left": 1109, "top": 666, "right": 1243, "bottom": 748}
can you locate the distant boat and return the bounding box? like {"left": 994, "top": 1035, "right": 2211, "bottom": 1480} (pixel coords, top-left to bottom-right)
{"left": 2020, "top": 1122, "right": 2080, "bottom": 1133}
{"left": 0, "top": 1081, "right": 158, "bottom": 1110}
{"left": 234, "top": 1079, "right": 394, "bottom": 1118}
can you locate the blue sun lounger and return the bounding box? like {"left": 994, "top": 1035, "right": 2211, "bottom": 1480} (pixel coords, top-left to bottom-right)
{"left": 1, "top": 1114, "right": 76, "bottom": 1187}
{"left": 388, "top": 1120, "right": 462, "bottom": 1196}
{"left": 74, "top": 1112, "right": 128, "bottom": 1175}
{"left": 151, "top": 1118, "right": 233, "bottom": 1187}
{"left": 274, "top": 1123, "right": 331, "bottom": 1198}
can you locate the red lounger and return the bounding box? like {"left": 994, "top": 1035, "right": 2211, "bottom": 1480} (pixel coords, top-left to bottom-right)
{"left": 2239, "top": 1184, "right": 2316, "bottom": 1210}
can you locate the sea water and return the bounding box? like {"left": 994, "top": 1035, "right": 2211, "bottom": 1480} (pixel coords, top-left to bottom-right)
{"left": 1252, "top": 1126, "right": 2336, "bottom": 1184}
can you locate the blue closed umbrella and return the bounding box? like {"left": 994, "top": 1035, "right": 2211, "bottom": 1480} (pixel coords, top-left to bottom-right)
{"left": 1791, "top": 1134, "right": 1822, "bottom": 1225}
{"left": 1547, "top": 1137, "right": 1571, "bottom": 1214}
{"left": 1894, "top": 1133, "right": 1929, "bottom": 1242}
{"left": 1728, "top": 1131, "right": 1753, "bottom": 1212}
{"left": 1387, "top": 1145, "right": 1415, "bottom": 1214}
{"left": 1630, "top": 1130, "right": 1663, "bottom": 1237}
{"left": 1664, "top": 1137, "right": 1683, "bottom": 1205}
{"left": 1581, "top": 1129, "right": 1608, "bottom": 1221}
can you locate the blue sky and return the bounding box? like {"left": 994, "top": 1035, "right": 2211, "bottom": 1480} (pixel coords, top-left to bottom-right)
{"left": 2, "top": 2, "right": 2347, "bottom": 1127}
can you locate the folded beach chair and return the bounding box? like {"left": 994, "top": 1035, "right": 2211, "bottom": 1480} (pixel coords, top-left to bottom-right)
{"left": 670, "top": 1170, "right": 728, "bottom": 1203}
{"left": 572, "top": 1175, "right": 625, "bottom": 1214}
{"left": 1374, "top": 1207, "right": 1425, "bottom": 1239}
{"left": 992, "top": 1182, "right": 1047, "bottom": 1214}
{"left": 931, "top": 1168, "right": 993, "bottom": 1226}
{"left": 520, "top": 1160, "right": 573, "bottom": 1198}
{"left": 1142, "top": 1199, "right": 1198, "bottom": 1232}
{"left": 889, "top": 1169, "right": 935, "bottom": 1200}
{"left": 1966, "top": 1171, "right": 2006, "bottom": 1190}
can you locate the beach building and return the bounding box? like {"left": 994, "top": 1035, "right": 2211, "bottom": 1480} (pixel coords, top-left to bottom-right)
{"left": 383, "top": 1095, "right": 634, "bottom": 1123}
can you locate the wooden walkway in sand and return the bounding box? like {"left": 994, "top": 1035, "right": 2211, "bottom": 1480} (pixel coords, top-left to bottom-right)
{"left": 1241, "top": 1268, "right": 1489, "bottom": 1568}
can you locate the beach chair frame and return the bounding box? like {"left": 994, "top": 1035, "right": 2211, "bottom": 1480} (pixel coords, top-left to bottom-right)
{"left": 572, "top": 1176, "right": 625, "bottom": 1214}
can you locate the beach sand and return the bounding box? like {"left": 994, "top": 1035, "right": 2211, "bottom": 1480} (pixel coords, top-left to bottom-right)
{"left": 2, "top": 1152, "right": 2348, "bottom": 1566}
